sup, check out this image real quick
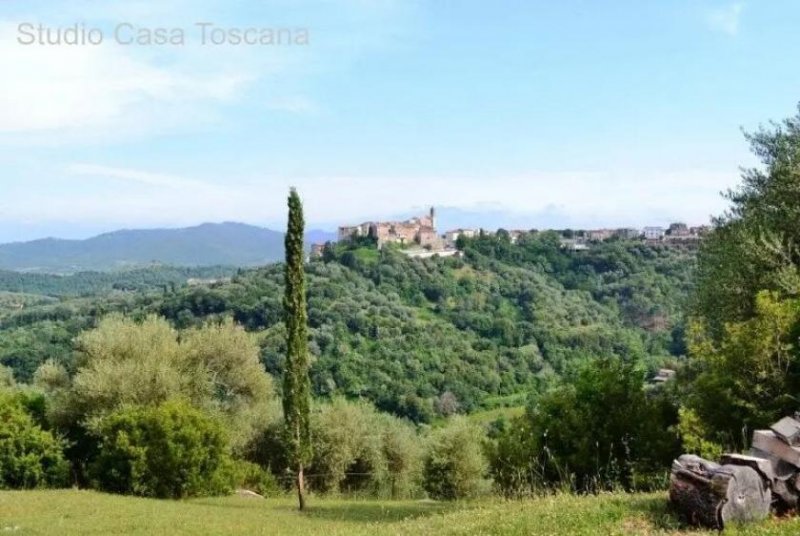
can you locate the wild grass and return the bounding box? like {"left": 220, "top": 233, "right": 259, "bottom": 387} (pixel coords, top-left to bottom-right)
{"left": 3, "top": 489, "right": 800, "bottom": 535}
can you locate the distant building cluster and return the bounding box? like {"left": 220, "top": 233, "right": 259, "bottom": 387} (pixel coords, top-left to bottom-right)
{"left": 319, "top": 208, "right": 462, "bottom": 258}
{"left": 559, "top": 223, "right": 710, "bottom": 250}
{"left": 309, "top": 209, "right": 712, "bottom": 260}
{"left": 337, "top": 207, "right": 440, "bottom": 250}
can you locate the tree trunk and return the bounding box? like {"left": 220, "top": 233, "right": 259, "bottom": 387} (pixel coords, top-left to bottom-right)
{"left": 670, "top": 455, "right": 771, "bottom": 529}
{"left": 296, "top": 464, "right": 306, "bottom": 511}
{"left": 715, "top": 465, "right": 771, "bottom": 527}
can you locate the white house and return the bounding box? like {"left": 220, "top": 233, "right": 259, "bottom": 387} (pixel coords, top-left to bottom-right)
{"left": 643, "top": 226, "right": 665, "bottom": 240}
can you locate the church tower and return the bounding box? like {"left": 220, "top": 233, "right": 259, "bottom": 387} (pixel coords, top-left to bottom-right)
{"left": 429, "top": 206, "right": 436, "bottom": 231}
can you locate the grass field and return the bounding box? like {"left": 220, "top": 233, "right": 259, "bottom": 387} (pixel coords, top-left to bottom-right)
{"left": 3, "top": 490, "right": 800, "bottom": 535}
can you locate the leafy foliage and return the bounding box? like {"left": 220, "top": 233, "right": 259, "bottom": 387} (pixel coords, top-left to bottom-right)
{"left": 307, "top": 398, "right": 422, "bottom": 497}
{"left": 488, "top": 356, "right": 680, "bottom": 494}
{"left": 684, "top": 292, "right": 800, "bottom": 450}
{"left": 282, "top": 189, "right": 313, "bottom": 505}
{"left": 694, "top": 105, "right": 800, "bottom": 335}
{"left": 89, "top": 400, "right": 233, "bottom": 498}
{"left": 0, "top": 266, "right": 237, "bottom": 297}
{"left": 422, "top": 416, "right": 489, "bottom": 500}
{"left": 1, "top": 234, "right": 693, "bottom": 422}
{"left": 685, "top": 104, "right": 800, "bottom": 451}
{"left": 0, "top": 390, "right": 69, "bottom": 489}
{"left": 63, "top": 315, "right": 273, "bottom": 448}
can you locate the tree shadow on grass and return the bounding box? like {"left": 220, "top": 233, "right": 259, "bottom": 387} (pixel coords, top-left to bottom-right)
{"left": 621, "top": 494, "right": 707, "bottom": 533}
{"left": 300, "top": 500, "right": 458, "bottom": 525}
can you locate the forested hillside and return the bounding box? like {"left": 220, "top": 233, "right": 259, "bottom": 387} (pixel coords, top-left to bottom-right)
{"left": 0, "top": 232, "right": 694, "bottom": 420}
{"left": 0, "top": 265, "right": 238, "bottom": 297}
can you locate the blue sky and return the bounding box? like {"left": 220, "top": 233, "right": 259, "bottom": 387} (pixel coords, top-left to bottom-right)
{"left": 1, "top": 0, "right": 799, "bottom": 242}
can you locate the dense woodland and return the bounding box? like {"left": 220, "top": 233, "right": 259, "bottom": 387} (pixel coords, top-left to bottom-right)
{"left": 0, "top": 234, "right": 693, "bottom": 416}
{"left": 5, "top": 106, "right": 800, "bottom": 503}
{"left": 0, "top": 226, "right": 695, "bottom": 498}
{"left": 0, "top": 265, "right": 237, "bottom": 297}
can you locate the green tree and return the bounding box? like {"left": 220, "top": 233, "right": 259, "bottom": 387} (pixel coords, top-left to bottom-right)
{"left": 67, "top": 315, "right": 273, "bottom": 441}
{"left": 89, "top": 399, "right": 233, "bottom": 498}
{"left": 489, "top": 357, "right": 680, "bottom": 494}
{"left": 695, "top": 104, "right": 800, "bottom": 335}
{"left": 423, "top": 416, "right": 488, "bottom": 500}
{"left": 0, "top": 390, "right": 69, "bottom": 489}
{"left": 684, "top": 292, "right": 800, "bottom": 450}
{"left": 282, "top": 188, "right": 312, "bottom": 510}
{"left": 49, "top": 315, "right": 275, "bottom": 482}
{"left": 685, "top": 104, "right": 800, "bottom": 450}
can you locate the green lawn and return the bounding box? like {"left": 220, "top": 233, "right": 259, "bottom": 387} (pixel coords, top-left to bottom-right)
{"left": 2, "top": 490, "right": 800, "bottom": 535}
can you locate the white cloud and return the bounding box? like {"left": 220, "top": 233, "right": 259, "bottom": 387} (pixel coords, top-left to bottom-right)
{"left": 706, "top": 2, "right": 744, "bottom": 36}
{"left": 0, "top": 165, "right": 734, "bottom": 231}
{"left": 0, "top": 23, "right": 252, "bottom": 136}
{"left": 0, "top": 0, "right": 421, "bottom": 147}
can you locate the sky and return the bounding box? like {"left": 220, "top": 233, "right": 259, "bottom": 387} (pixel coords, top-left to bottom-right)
{"left": 1, "top": 0, "right": 799, "bottom": 242}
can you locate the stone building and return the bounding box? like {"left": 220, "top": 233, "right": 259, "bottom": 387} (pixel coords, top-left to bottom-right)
{"left": 338, "top": 207, "right": 438, "bottom": 249}
{"left": 444, "top": 228, "right": 478, "bottom": 247}
{"left": 586, "top": 229, "right": 615, "bottom": 242}
{"left": 615, "top": 228, "right": 641, "bottom": 240}
{"left": 643, "top": 226, "right": 665, "bottom": 240}
{"left": 667, "top": 222, "right": 690, "bottom": 237}
{"left": 309, "top": 243, "right": 325, "bottom": 259}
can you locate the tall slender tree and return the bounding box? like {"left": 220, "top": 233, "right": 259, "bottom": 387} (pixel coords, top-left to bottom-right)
{"left": 282, "top": 188, "right": 312, "bottom": 510}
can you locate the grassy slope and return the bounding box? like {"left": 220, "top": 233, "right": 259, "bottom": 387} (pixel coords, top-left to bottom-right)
{"left": 2, "top": 491, "right": 800, "bottom": 535}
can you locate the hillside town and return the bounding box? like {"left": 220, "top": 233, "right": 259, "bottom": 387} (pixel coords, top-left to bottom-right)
{"left": 309, "top": 208, "right": 711, "bottom": 259}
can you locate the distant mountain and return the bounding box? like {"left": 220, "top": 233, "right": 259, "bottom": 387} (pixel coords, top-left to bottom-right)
{"left": 0, "top": 223, "right": 336, "bottom": 274}
{"left": 305, "top": 229, "right": 338, "bottom": 245}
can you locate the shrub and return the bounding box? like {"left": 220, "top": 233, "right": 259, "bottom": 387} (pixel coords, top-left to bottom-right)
{"left": 488, "top": 356, "right": 680, "bottom": 495}
{"left": 0, "top": 391, "right": 69, "bottom": 489}
{"left": 89, "top": 399, "right": 234, "bottom": 498}
{"left": 306, "top": 399, "right": 423, "bottom": 497}
{"left": 69, "top": 315, "right": 275, "bottom": 453}
{"left": 0, "top": 365, "right": 15, "bottom": 388}
{"left": 231, "top": 460, "right": 280, "bottom": 497}
{"left": 309, "top": 399, "right": 387, "bottom": 494}
{"left": 423, "top": 416, "right": 488, "bottom": 500}
{"left": 684, "top": 293, "right": 800, "bottom": 450}
{"left": 378, "top": 412, "right": 423, "bottom": 498}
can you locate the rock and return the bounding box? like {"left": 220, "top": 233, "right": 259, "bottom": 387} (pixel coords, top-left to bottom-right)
{"left": 753, "top": 430, "right": 800, "bottom": 468}
{"left": 772, "top": 417, "right": 800, "bottom": 447}
{"left": 235, "top": 489, "right": 264, "bottom": 499}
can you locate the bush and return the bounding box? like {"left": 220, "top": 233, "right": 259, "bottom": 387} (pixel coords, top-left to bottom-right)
{"left": 89, "top": 399, "right": 234, "bottom": 498}
{"left": 309, "top": 399, "right": 387, "bottom": 494}
{"left": 488, "top": 356, "right": 680, "bottom": 495}
{"left": 62, "top": 314, "right": 276, "bottom": 472}
{"left": 231, "top": 460, "right": 280, "bottom": 497}
{"left": 423, "top": 416, "right": 488, "bottom": 500}
{"left": 0, "top": 391, "right": 69, "bottom": 489}
{"left": 377, "top": 412, "right": 423, "bottom": 498}
{"left": 684, "top": 293, "right": 800, "bottom": 450}
{"left": 307, "top": 399, "right": 422, "bottom": 497}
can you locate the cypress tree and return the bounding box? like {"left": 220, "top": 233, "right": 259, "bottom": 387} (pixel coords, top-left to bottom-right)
{"left": 282, "top": 188, "right": 312, "bottom": 510}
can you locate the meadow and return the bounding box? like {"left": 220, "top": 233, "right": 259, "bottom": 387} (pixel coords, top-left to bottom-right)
{"left": 3, "top": 490, "right": 800, "bottom": 536}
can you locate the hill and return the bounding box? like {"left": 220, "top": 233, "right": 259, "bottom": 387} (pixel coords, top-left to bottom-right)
{"left": 0, "top": 223, "right": 336, "bottom": 273}
{"left": 0, "top": 232, "right": 694, "bottom": 415}
{"left": 0, "top": 266, "right": 239, "bottom": 298}
{"left": 1, "top": 489, "right": 795, "bottom": 535}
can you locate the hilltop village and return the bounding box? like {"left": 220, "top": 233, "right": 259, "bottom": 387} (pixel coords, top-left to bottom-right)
{"left": 309, "top": 207, "right": 711, "bottom": 259}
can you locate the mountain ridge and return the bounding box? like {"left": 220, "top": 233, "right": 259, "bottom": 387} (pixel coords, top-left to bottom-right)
{"left": 0, "top": 222, "right": 336, "bottom": 273}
